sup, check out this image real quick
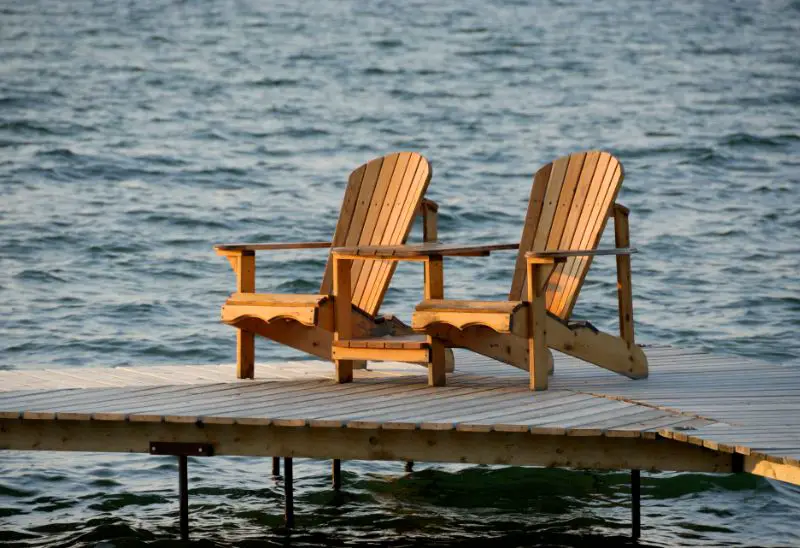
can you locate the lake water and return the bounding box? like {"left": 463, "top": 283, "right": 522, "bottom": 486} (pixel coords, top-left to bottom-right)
{"left": 2, "top": 0, "right": 799, "bottom": 546}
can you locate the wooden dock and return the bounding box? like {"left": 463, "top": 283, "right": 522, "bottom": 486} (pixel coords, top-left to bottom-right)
{"left": 1, "top": 346, "right": 797, "bottom": 486}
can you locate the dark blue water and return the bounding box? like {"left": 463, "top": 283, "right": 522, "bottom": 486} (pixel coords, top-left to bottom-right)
{"left": 2, "top": 1, "right": 799, "bottom": 546}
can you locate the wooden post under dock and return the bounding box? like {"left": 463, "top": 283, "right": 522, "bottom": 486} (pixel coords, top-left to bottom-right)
{"left": 631, "top": 469, "right": 641, "bottom": 540}
{"left": 272, "top": 456, "right": 280, "bottom": 476}
{"left": 332, "top": 459, "right": 341, "bottom": 491}
{"left": 1, "top": 346, "right": 798, "bottom": 538}
{"left": 284, "top": 457, "right": 294, "bottom": 528}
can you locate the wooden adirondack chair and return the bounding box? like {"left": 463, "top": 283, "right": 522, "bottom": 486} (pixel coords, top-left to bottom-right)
{"left": 408, "top": 150, "right": 649, "bottom": 390}
{"left": 215, "top": 152, "right": 445, "bottom": 379}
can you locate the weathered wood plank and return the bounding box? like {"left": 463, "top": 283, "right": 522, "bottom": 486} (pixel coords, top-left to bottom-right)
{"left": 0, "top": 419, "right": 736, "bottom": 474}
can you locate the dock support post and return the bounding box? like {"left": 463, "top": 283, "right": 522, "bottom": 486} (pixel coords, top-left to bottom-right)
{"left": 332, "top": 459, "right": 341, "bottom": 491}
{"left": 178, "top": 455, "right": 189, "bottom": 542}
{"left": 149, "top": 442, "right": 212, "bottom": 541}
{"left": 404, "top": 461, "right": 414, "bottom": 472}
{"left": 631, "top": 469, "right": 641, "bottom": 540}
{"left": 284, "top": 457, "right": 294, "bottom": 528}
{"left": 272, "top": 456, "right": 280, "bottom": 476}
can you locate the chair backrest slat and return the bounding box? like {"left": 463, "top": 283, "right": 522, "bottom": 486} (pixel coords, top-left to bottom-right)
{"left": 545, "top": 151, "right": 600, "bottom": 310}
{"left": 508, "top": 163, "right": 551, "bottom": 301}
{"left": 509, "top": 151, "right": 624, "bottom": 320}
{"left": 320, "top": 152, "right": 432, "bottom": 317}
{"left": 320, "top": 157, "right": 383, "bottom": 294}
{"left": 360, "top": 153, "right": 430, "bottom": 315}
{"left": 346, "top": 154, "right": 400, "bottom": 310}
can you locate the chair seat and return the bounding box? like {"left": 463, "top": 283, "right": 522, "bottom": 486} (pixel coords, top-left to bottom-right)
{"left": 222, "top": 292, "right": 379, "bottom": 332}
{"left": 222, "top": 293, "right": 329, "bottom": 327}
{"left": 226, "top": 293, "right": 330, "bottom": 307}
{"left": 413, "top": 299, "right": 526, "bottom": 335}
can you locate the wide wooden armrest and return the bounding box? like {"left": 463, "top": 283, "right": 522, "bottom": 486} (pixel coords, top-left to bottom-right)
{"left": 526, "top": 247, "right": 637, "bottom": 259}
{"left": 214, "top": 241, "right": 331, "bottom": 253}
{"left": 332, "top": 242, "right": 519, "bottom": 260}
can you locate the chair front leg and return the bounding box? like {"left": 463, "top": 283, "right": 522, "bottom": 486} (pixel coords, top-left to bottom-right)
{"left": 217, "top": 249, "right": 256, "bottom": 379}
{"left": 613, "top": 204, "right": 635, "bottom": 347}
{"left": 424, "top": 254, "right": 446, "bottom": 386}
{"left": 333, "top": 256, "right": 354, "bottom": 383}
{"left": 526, "top": 258, "right": 552, "bottom": 391}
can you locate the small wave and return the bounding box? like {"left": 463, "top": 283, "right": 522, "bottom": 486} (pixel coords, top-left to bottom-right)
{"left": 0, "top": 96, "right": 30, "bottom": 108}
{"left": 63, "top": 521, "right": 158, "bottom": 545}
{"left": 705, "top": 228, "right": 748, "bottom": 238}
{"left": 414, "top": 68, "right": 445, "bottom": 76}
{"left": 736, "top": 90, "right": 800, "bottom": 107}
{"left": 0, "top": 528, "right": 38, "bottom": 542}
{"left": 455, "top": 47, "right": 521, "bottom": 57}
{"left": 689, "top": 45, "right": 743, "bottom": 56}
{"left": 0, "top": 485, "right": 36, "bottom": 498}
{"left": 0, "top": 138, "right": 26, "bottom": 148}
{"left": 160, "top": 237, "right": 203, "bottom": 247}
{"left": 0, "top": 507, "right": 28, "bottom": 518}
{"left": 89, "top": 478, "right": 122, "bottom": 488}
{"left": 644, "top": 130, "right": 680, "bottom": 137}
{"left": 720, "top": 132, "right": 787, "bottom": 148}
{"left": 345, "top": 114, "right": 387, "bottom": 125}
{"left": 188, "top": 166, "right": 250, "bottom": 177}
{"left": 275, "top": 279, "right": 319, "bottom": 293}
{"left": 373, "top": 39, "right": 403, "bottom": 48}
{"left": 389, "top": 89, "right": 488, "bottom": 100}
{"left": 14, "top": 270, "right": 67, "bottom": 283}
{"left": 288, "top": 52, "right": 335, "bottom": 62}
{"left": 461, "top": 209, "right": 517, "bottom": 223}
{"left": 192, "top": 128, "right": 231, "bottom": 141}
{"left": 0, "top": 120, "right": 60, "bottom": 136}
{"left": 752, "top": 183, "right": 793, "bottom": 194}
{"left": 103, "top": 302, "right": 165, "bottom": 316}
{"left": 278, "top": 127, "right": 332, "bottom": 139}
{"left": 131, "top": 154, "right": 188, "bottom": 167}
{"left": 146, "top": 34, "right": 172, "bottom": 44}
{"left": 138, "top": 268, "right": 202, "bottom": 280}
{"left": 618, "top": 144, "right": 724, "bottom": 165}
{"left": 249, "top": 77, "right": 299, "bottom": 87}
{"left": 617, "top": 144, "right": 704, "bottom": 158}
{"left": 646, "top": 472, "right": 763, "bottom": 499}
{"left": 88, "top": 493, "right": 167, "bottom": 512}
{"left": 143, "top": 214, "right": 231, "bottom": 230}
{"left": 34, "top": 148, "right": 77, "bottom": 158}
{"left": 362, "top": 66, "right": 398, "bottom": 76}
{"left": 456, "top": 26, "right": 489, "bottom": 34}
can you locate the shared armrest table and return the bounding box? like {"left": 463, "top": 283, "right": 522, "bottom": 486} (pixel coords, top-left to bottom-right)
{"left": 330, "top": 242, "right": 519, "bottom": 386}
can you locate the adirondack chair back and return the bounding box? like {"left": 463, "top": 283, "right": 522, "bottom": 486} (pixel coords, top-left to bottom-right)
{"left": 320, "top": 152, "right": 432, "bottom": 317}
{"left": 508, "top": 151, "right": 624, "bottom": 320}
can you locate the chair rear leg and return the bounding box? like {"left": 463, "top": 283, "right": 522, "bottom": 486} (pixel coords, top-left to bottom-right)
{"left": 444, "top": 348, "right": 455, "bottom": 373}
{"left": 335, "top": 359, "right": 354, "bottom": 383}
{"left": 428, "top": 338, "right": 447, "bottom": 386}
{"left": 237, "top": 328, "right": 255, "bottom": 379}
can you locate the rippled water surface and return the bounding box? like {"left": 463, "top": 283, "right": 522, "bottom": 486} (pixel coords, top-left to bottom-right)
{"left": 2, "top": 0, "right": 799, "bottom": 546}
